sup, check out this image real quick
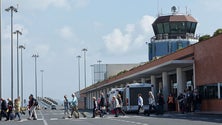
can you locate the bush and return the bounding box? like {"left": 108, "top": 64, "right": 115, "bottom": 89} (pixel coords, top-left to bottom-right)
{"left": 199, "top": 34, "right": 211, "bottom": 42}
{"left": 213, "top": 28, "right": 222, "bottom": 37}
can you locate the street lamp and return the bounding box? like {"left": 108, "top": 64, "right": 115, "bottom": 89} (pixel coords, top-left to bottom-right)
{"left": 145, "top": 42, "right": 149, "bottom": 61}
{"left": 97, "top": 60, "right": 102, "bottom": 82}
{"left": 90, "top": 65, "right": 94, "bottom": 85}
{"left": 19, "top": 45, "right": 25, "bottom": 107}
{"left": 5, "top": 6, "right": 18, "bottom": 101}
{"left": 40, "top": 70, "right": 44, "bottom": 99}
{"left": 14, "top": 30, "right": 22, "bottom": 98}
{"left": 82, "top": 48, "right": 87, "bottom": 88}
{"left": 76, "top": 55, "right": 81, "bottom": 94}
{"left": 32, "top": 54, "right": 39, "bottom": 98}
{"left": 0, "top": 0, "right": 2, "bottom": 98}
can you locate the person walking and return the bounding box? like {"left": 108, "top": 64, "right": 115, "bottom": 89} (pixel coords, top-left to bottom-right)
{"left": 63, "top": 95, "right": 71, "bottom": 119}
{"left": 0, "top": 98, "right": 7, "bottom": 121}
{"left": 70, "top": 93, "right": 79, "bottom": 118}
{"left": 113, "top": 96, "right": 120, "bottom": 117}
{"left": 99, "top": 92, "right": 105, "bottom": 117}
{"left": 27, "top": 94, "right": 38, "bottom": 120}
{"left": 137, "top": 93, "right": 144, "bottom": 114}
{"left": 6, "top": 98, "right": 14, "bottom": 121}
{"left": 117, "top": 94, "right": 126, "bottom": 116}
{"left": 147, "top": 91, "right": 157, "bottom": 116}
{"left": 92, "top": 97, "right": 98, "bottom": 118}
{"left": 14, "top": 98, "right": 21, "bottom": 121}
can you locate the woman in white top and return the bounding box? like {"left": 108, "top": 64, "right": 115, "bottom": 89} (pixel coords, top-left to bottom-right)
{"left": 147, "top": 91, "right": 157, "bottom": 116}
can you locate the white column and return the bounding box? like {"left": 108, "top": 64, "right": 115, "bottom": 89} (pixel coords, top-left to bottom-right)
{"left": 177, "top": 68, "right": 183, "bottom": 96}
{"left": 151, "top": 75, "right": 156, "bottom": 95}
{"left": 162, "top": 72, "right": 169, "bottom": 102}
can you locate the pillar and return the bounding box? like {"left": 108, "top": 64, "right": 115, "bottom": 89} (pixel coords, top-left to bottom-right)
{"left": 151, "top": 75, "right": 156, "bottom": 95}
{"left": 162, "top": 72, "right": 169, "bottom": 111}
{"left": 177, "top": 68, "right": 183, "bottom": 96}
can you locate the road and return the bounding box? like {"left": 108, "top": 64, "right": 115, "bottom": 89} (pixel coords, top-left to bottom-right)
{"left": 0, "top": 109, "right": 221, "bottom": 125}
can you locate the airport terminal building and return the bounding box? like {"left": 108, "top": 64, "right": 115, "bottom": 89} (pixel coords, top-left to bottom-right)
{"left": 79, "top": 12, "right": 222, "bottom": 113}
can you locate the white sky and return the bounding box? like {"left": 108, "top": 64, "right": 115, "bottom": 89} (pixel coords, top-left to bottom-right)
{"left": 1, "top": 0, "right": 222, "bottom": 100}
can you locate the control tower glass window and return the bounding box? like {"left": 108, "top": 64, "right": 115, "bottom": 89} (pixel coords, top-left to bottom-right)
{"left": 170, "top": 22, "right": 186, "bottom": 34}
{"left": 186, "top": 22, "right": 192, "bottom": 32}
{"left": 190, "top": 22, "right": 197, "bottom": 33}
{"left": 157, "top": 23, "right": 164, "bottom": 34}
{"left": 163, "top": 23, "right": 170, "bottom": 33}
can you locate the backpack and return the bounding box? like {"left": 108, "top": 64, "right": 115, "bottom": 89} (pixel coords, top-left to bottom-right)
{"left": 34, "top": 99, "right": 38, "bottom": 106}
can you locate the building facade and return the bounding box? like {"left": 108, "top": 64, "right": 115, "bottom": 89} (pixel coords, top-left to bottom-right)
{"left": 80, "top": 34, "right": 222, "bottom": 112}
{"left": 79, "top": 10, "right": 222, "bottom": 112}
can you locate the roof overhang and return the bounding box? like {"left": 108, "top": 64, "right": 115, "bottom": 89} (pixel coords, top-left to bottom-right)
{"left": 87, "top": 60, "right": 193, "bottom": 92}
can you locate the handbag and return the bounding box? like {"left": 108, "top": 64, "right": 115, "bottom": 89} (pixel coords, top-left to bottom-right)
{"left": 139, "top": 106, "right": 144, "bottom": 113}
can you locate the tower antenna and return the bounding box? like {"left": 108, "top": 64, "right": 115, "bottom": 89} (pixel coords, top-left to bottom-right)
{"left": 157, "top": 0, "right": 160, "bottom": 16}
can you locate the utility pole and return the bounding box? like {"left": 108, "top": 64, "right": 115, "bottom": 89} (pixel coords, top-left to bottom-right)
{"left": 82, "top": 48, "right": 87, "bottom": 88}
{"left": 77, "top": 55, "right": 81, "bottom": 95}
{"left": 14, "top": 30, "right": 22, "bottom": 98}
{"left": 19, "top": 45, "right": 25, "bottom": 107}
{"left": 5, "top": 6, "right": 18, "bottom": 101}
{"left": 32, "top": 54, "right": 39, "bottom": 98}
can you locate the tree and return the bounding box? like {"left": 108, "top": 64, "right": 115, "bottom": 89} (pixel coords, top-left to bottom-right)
{"left": 199, "top": 34, "right": 211, "bottom": 42}
{"left": 213, "top": 28, "right": 222, "bottom": 37}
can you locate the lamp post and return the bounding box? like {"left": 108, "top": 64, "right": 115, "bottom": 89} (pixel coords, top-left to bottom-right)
{"left": 76, "top": 55, "right": 81, "bottom": 94}
{"left": 5, "top": 6, "right": 18, "bottom": 101}
{"left": 145, "top": 42, "right": 149, "bottom": 61}
{"left": 40, "top": 70, "right": 44, "bottom": 99}
{"left": 14, "top": 30, "right": 22, "bottom": 98}
{"left": 97, "top": 60, "right": 102, "bottom": 82}
{"left": 0, "top": 0, "right": 2, "bottom": 98}
{"left": 82, "top": 48, "right": 87, "bottom": 88}
{"left": 19, "top": 45, "right": 25, "bottom": 107}
{"left": 32, "top": 54, "right": 39, "bottom": 98}
{"left": 90, "top": 65, "right": 94, "bottom": 85}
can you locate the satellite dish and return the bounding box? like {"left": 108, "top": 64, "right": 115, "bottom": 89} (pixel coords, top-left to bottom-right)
{"left": 171, "top": 6, "right": 177, "bottom": 14}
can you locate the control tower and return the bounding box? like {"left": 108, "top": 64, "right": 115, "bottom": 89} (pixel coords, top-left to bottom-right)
{"left": 149, "top": 6, "right": 198, "bottom": 60}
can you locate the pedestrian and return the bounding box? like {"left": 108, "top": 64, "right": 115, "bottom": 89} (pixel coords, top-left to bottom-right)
{"left": 6, "top": 98, "right": 14, "bottom": 121}
{"left": 193, "top": 89, "right": 202, "bottom": 112}
{"left": 99, "top": 92, "right": 105, "bottom": 117}
{"left": 112, "top": 96, "right": 120, "bottom": 117}
{"left": 137, "top": 93, "right": 144, "bottom": 114}
{"left": 27, "top": 94, "right": 38, "bottom": 120}
{"left": 0, "top": 98, "right": 7, "bottom": 121}
{"left": 177, "top": 92, "right": 185, "bottom": 114}
{"left": 14, "top": 98, "right": 21, "bottom": 121}
{"left": 63, "top": 95, "right": 71, "bottom": 119}
{"left": 116, "top": 94, "right": 126, "bottom": 116}
{"left": 156, "top": 93, "right": 165, "bottom": 115}
{"left": 70, "top": 93, "right": 79, "bottom": 118}
{"left": 167, "top": 93, "right": 175, "bottom": 111}
{"left": 147, "top": 91, "right": 157, "bottom": 116}
{"left": 92, "top": 97, "right": 98, "bottom": 118}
